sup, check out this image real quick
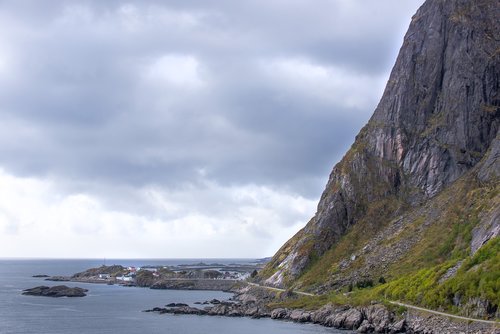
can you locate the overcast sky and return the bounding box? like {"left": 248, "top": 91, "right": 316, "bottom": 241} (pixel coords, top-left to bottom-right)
{"left": 0, "top": 0, "right": 424, "bottom": 258}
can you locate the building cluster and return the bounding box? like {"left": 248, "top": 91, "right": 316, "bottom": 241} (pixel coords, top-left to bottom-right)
{"left": 96, "top": 266, "right": 250, "bottom": 283}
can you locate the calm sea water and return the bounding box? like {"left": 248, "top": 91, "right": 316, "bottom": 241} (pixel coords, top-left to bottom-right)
{"left": 0, "top": 259, "right": 351, "bottom": 334}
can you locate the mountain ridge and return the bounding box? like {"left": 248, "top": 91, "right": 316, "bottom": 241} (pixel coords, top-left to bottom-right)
{"left": 258, "top": 0, "right": 499, "bottom": 320}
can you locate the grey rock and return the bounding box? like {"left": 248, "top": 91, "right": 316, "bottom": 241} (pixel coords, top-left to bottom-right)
{"left": 365, "top": 304, "right": 392, "bottom": 332}
{"left": 270, "top": 308, "right": 289, "bottom": 319}
{"left": 470, "top": 199, "right": 500, "bottom": 255}
{"left": 165, "top": 303, "right": 188, "bottom": 307}
{"left": 22, "top": 285, "right": 88, "bottom": 297}
{"left": 324, "top": 308, "right": 364, "bottom": 329}
{"left": 208, "top": 304, "right": 229, "bottom": 315}
{"left": 389, "top": 319, "right": 406, "bottom": 333}
{"left": 357, "top": 320, "right": 374, "bottom": 333}
{"left": 464, "top": 297, "right": 499, "bottom": 319}
{"left": 323, "top": 314, "right": 339, "bottom": 328}
{"left": 169, "top": 306, "right": 207, "bottom": 315}
{"left": 343, "top": 308, "right": 364, "bottom": 329}
{"left": 438, "top": 260, "right": 463, "bottom": 284}
{"left": 244, "top": 306, "right": 259, "bottom": 317}
{"left": 288, "top": 309, "right": 311, "bottom": 323}
{"left": 227, "top": 308, "right": 243, "bottom": 317}
{"left": 477, "top": 135, "right": 500, "bottom": 182}
{"left": 310, "top": 303, "right": 335, "bottom": 323}
{"left": 45, "top": 276, "right": 71, "bottom": 282}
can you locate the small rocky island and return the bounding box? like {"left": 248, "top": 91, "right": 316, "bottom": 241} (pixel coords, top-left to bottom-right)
{"left": 22, "top": 285, "right": 88, "bottom": 297}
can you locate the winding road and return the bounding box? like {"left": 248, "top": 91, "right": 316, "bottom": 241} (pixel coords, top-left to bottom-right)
{"left": 246, "top": 282, "right": 315, "bottom": 296}
{"left": 389, "top": 301, "right": 500, "bottom": 326}
{"left": 246, "top": 282, "right": 499, "bottom": 326}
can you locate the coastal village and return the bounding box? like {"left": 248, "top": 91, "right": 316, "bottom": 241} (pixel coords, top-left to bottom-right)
{"left": 97, "top": 265, "right": 250, "bottom": 283}
{"left": 45, "top": 261, "right": 265, "bottom": 290}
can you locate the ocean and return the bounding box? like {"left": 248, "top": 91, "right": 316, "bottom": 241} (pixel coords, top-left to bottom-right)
{"left": 0, "top": 259, "right": 351, "bottom": 333}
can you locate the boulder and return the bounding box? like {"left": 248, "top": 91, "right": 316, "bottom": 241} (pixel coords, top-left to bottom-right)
{"left": 208, "top": 304, "right": 229, "bottom": 315}
{"left": 357, "top": 320, "right": 374, "bottom": 333}
{"left": 389, "top": 319, "right": 406, "bottom": 333}
{"left": 270, "top": 308, "right": 289, "bottom": 319}
{"left": 364, "top": 304, "right": 392, "bottom": 332}
{"left": 288, "top": 309, "right": 311, "bottom": 322}
{"left": 310, "top": 304, "right": 335, "bottom": 324}
{"left": 244, "top": 306, "right": 259, "bottom": 317}
{"left": 343, "top": 308, "right": 364, "bottom": 329}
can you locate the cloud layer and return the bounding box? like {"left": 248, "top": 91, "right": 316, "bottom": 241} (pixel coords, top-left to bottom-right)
{"left": 0, "top": 0, "right": 424, "bottom": 258}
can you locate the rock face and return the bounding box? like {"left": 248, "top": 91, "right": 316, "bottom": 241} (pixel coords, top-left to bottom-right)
{"left": 261, "top": 0, "right": 499, "bottom": 292}
{"left": 22, "top": 285, "right": 88, "bottom": 297}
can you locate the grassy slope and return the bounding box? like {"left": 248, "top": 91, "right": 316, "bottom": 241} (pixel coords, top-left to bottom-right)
{"left": 272, "top": 169, "right": 499, "bottom": 319}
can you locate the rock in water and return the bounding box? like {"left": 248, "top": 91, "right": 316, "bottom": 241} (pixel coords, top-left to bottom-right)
{"left": 22, "top": 285, "right": 88, "bottom": 297}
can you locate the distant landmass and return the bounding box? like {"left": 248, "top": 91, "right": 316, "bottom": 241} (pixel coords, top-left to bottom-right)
{"left": 42, "top": 260, "right": 264, "bottom": 291}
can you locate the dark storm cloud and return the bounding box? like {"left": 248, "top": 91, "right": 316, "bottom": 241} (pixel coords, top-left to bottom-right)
{"left": 0, "top": 0, "right": 425, "bottom": 201}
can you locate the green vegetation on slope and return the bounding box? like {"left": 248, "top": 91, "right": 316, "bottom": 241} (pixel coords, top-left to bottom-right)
{"left": 294, "top": 195, "right": 404, "bottom": 290}
{"left": 275, "top": 169, "right": 499, "bottom": 319}
{"left": 271, "top": 238, "right": 498, "bottom": 319}
{"left": 380, "top": 237, "right": 499, "bottom": 315}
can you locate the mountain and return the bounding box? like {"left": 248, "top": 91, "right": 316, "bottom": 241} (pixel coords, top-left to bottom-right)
{"left": 259, "top": 0, "right": 499, "bottom": 319}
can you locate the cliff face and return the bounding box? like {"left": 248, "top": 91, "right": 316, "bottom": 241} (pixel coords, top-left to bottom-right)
{"left": 260, "top": 0, "right": 499, "bottom": 313}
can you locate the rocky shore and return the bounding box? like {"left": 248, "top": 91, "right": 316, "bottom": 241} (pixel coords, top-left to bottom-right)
{"left": 45, "top": 276, "right": 71, "bottom": 282}
{"left": 145, "top": 285, "right": 499, "bottom": 334}
{"left": 22, "top": 285, "right": 88, "bottom": 297}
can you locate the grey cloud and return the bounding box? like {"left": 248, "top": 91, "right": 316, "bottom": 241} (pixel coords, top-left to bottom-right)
{"left": 0, "top": 0, "right": 424, "bottom": 207}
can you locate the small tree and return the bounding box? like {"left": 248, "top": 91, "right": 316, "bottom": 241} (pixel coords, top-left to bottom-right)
{"left": 250, "top": 269, "right": 258, "bottom": 278}
{"left": 356, "top": 279, "right": 374, "bottom": 289}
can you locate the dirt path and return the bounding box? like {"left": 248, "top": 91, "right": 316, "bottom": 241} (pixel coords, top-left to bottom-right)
{"left": 389, "top": 301, "right": 500, "bottom": 326}
{"left": 246, "top": 282, "right": 315, "bottom": 296}
{"left": 246, "top": 282, "right": 499, "bottom": 326}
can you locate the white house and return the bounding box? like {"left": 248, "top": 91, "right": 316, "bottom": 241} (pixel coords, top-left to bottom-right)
{"left": 116, "top": 276, "right": 133, "bottom": 282}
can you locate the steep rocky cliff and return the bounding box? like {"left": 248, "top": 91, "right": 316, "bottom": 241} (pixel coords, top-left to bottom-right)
{"left": 259, "top": 0, "right": 499, "bottom": 319}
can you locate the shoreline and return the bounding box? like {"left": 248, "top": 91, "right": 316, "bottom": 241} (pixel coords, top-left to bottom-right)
{"left": 38, "top": 265, "right": 500, "bottom": 333}
{"left": 144, "top": 284, "right": 499, "bottom": 334}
